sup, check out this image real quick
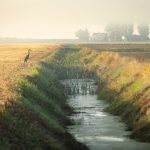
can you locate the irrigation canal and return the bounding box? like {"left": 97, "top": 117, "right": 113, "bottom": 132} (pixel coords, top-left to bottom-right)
{"left": 62, "top": 79, "right": 150, "bottom": 150}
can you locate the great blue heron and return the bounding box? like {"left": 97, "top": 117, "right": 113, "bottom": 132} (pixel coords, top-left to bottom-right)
{"left": 24, "top": 49, "right": 31, "bottom": 63}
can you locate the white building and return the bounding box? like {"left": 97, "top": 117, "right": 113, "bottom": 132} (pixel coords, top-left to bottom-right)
{"left": 92, "top": 33, "right": 107, "bottom": 41}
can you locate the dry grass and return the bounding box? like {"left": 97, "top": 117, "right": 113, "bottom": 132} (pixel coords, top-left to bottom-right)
{"left": 79, "top": 48, "right": 150, "bottom": 141}
{"left": 0, "top": 43, "right": 60, "bottom": 105}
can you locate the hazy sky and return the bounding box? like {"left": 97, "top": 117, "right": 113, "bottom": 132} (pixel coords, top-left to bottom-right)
{"left": 0, "top": 0, "right": 149, "bottom": 39}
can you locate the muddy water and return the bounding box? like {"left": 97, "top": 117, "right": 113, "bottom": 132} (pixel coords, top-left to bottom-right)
{"left": 63, "top": 79, "right": 150, "bottom": 150}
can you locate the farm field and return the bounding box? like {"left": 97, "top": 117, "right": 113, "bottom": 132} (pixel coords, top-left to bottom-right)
{"left": 0, "top": 44, "right": 60, "bottom": 105}
{"left": 79, "top": 43, "right": 150, "bottom": 51}
{"left": 0, "top": 44, "right": 89, "bottom": 150}
{"left": 0, "top": 43, "right": 150, "bottom": 149}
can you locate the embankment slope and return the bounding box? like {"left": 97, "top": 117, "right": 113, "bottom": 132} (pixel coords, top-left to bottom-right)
{"left": 0, "top": 44, "right": 88, "bottom": 150}
{"left": 79, "top": 48, "right": 150, "bottom": 142}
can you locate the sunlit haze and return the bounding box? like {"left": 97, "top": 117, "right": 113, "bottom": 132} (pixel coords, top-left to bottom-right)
{"left": 0, "top": 0, "right": 149, "bottom": 39}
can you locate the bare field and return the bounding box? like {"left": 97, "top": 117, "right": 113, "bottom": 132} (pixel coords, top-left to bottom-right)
{"left": 80, "top": 43, "right": 150, "bottom": 51}
{"left": 119, "top": 51, "right": 150, "bottom": 61}
{"left": 0, "top": 44, "right": 60, "bottom": 105}
{"left": 80, "top": 43, "right": 150, "bottom": 61}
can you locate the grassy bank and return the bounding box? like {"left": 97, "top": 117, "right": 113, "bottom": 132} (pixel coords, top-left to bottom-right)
{"left": 53, "top": 46, "right": 150, "bottom": 142}
{"left": 51, "top": 47, "right": 96, "bottom": 80}
{"left": 0, "top": 45, "right": 89, "bottom": 150}
{"left": 79, "top": 48, "right": 150, "bottom": 142}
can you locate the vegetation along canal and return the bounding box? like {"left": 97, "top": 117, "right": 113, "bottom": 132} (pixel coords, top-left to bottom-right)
{"left": 62, "top": 79, "right": 150, "bottom": 150}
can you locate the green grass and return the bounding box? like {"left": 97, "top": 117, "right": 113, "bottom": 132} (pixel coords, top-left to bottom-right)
{"left": 0, "top": 59, "right": 88, "bottom": 150}
{"left": 22, "top": 97, "right": 63, "bottom": 132}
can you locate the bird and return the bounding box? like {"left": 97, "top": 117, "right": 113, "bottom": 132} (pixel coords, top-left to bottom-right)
{"left": 24, "top": 49, "right": 31, "bottom": 63}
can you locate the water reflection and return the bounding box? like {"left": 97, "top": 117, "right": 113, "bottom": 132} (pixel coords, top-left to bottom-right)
{"left": 63, "top": 79, "right": 97, "bottom": 95}
{"left": 63, "top": 79, "right": 150, "bottom": 150}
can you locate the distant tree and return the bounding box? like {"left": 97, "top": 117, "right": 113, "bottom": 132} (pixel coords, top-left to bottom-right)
{"left": 105, "top": 24, "right": 123, "bottom": 41}
{"left": 138, "top": 25, "right": 149, "bottom": 41}
{"left": 122, "top": 24, "right": 134, "bottom": 41}
{"left": 105, "top": 24, "right": 134, "bottom": 41}
{"left": 75, "top": 29, "right": 90, "bottom": 41}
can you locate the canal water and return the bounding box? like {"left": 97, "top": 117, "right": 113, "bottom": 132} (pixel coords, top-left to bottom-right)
{"left": 63, "top": 79, "right": 150, "bottom": 150}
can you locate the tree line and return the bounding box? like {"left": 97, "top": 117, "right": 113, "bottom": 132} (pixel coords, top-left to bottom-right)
{"left": 75, "top": 24, "right": 150, "bottom": 42}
